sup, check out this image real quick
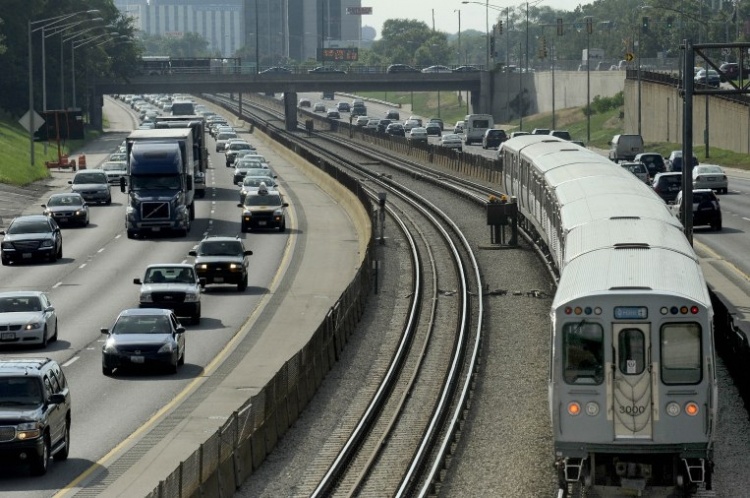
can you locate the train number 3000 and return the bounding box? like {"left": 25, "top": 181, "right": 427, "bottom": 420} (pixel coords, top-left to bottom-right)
{"left": 619, "top": 405, "right": 647, "bottom": 415}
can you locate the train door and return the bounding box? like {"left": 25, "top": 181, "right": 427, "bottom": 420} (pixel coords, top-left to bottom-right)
{"left": 612, "top": 324, "right": 653, "bottom": 439}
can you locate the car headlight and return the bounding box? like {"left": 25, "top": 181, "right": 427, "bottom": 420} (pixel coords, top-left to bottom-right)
{"left": 184, "top": 291, "right": 199, "bottom": 302}
{"left": 76, "top": 209, "right": 85, "bottom": 216}
{"left": 229, "top": 263, "right": 241, "bottom": 270}
{"left": 40, "top": 239, "right": 54, "bottom": 248}
{"left": 196, "top": 263, "right": 208, "bottom": 270}
{"left": 103, "top": 338, "right": 119, "bottom": 354}
{"left": 17, "top": 422, "right": 42, "bottom": 440}
{"left": 158, "top": 341, "right": 175, "bottom": 354}
{"left": 126, "top": 206, "right": 135, "bottom": 215}
{"left": 140, "top": 293, "right": 153, "bottom": 303}
{"left": 1, "top": 242, "right": 12, "bottom": 250}
{"left": 24, "top": 322, "right": 42, "bottom": 331}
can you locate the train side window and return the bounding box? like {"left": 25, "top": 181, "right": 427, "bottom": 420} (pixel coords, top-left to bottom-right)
{"left": 661, "top": 323, "right": 702, "bottom": 384}
{"left": 617, "top": 329, "right": 645, "bottom": 375}
{"left": 563, "top": 321, "right": 604, "bottom": 385}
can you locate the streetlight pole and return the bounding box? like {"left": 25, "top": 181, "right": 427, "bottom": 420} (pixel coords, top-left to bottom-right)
{"left": 585, "top": 16, "right": 592, "bottom": 143}
{"left": 70, "top": 33, "right": 115, "bottom": 110}
{"left": 486, "top": 0, "right": 490, "bottom": 69}
{"left": 455, "top": 9, "right": 461, "bottom": 66}
{"left": 27, "top": 9, "right": 99, "bottom": 166}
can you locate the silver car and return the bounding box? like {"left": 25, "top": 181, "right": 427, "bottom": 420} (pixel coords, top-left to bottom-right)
{"left": 68, "top": 170, "right": 112, "bottom": 205}
{"left": 134, "top": 264, "right": 203, "bottom": 325}
{"left": 692, "top": 164, "right": 728, "bottom": 194}
{"left": 0, "top": 291, "right": 58, "bottom": 347}
{"left": 439, "top": 133, "right": 463, "bottom": 151}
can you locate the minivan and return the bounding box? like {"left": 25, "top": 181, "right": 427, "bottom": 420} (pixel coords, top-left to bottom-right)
{"left": 608, "top": 134, "right": 644, "bottom": 162}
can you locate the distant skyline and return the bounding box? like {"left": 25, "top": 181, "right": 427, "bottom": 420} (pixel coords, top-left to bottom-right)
{"left": 362, "top": 1, "right": 585, "bottom": 39}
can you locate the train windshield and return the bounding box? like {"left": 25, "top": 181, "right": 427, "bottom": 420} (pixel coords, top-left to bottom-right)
{"left": 660, "top": 323, "right": 702, "bottom": 384}
{"left": 562, "top": 321, "right": 604, "bottom": 385}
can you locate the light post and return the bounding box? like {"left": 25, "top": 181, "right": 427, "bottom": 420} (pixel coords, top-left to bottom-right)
{"left": 455, "top": 9, "right": 461, "bottom": 66}
{"left": 28, "top": 9, "right": 99, "bottom": 165}
{"left": 584, "top": 16, "right": 593, "bottom": 143}
{"left": 48, "top": 19, "right": 104, "bottom": 110}
{"left": 70, "top": 33, "right": 117, "bottom": 110}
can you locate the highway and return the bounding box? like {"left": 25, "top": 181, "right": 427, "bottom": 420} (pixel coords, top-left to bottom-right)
{"left": 0, "top": 98, "right": 362, "bottom": 496}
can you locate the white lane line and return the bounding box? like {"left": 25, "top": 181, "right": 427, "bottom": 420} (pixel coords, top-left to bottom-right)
{"left": 52, "top": 282, "right": 63, "bottom": 289}
{"left": 743, "top": 217, "right": 750, "bottom": 222}
{"left": 79, "top": 264, "right": 87, "bottom": 269}
{"left": 62, "top": 357, "right": 79, "bottom": 367}
{"left": 97, "top": 248, "right": 105, "bottom": 253}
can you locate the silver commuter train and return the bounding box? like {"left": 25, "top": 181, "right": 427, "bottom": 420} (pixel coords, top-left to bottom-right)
{"left": 501, "top": 136, "right": 717, "bottom": 495}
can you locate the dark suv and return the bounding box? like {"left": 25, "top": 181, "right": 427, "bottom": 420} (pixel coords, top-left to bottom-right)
{"left": 0, "top": 358, "right": 71, "bottom": 475}
{"left": 482, "top": 129, "right": 508, "bottom": 148}
{"left": 189, "top": 236, "right": 253, "bottom": 291}
{"left": 634, "top": 152, "right": 666, "bottom": 177}
{"left": 674, "top": 189, "right": 722, "bottom": 231}
{"left": 652, "top": 172, "right": 683, "bottom": 203}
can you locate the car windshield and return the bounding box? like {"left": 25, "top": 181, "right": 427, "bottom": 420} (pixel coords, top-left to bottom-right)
{"left": 244, "top": 194, "right": 283, "bottom": 207}
{"left": 199, "top": 241, "right": 243, "bottom": 256}
{"left": 243, "top": 177, "right": 275, "bottom": 187}
{"left": 0, "top": 377, "right": 43, "bottom": 405}
{"left": 74, "top": 173, "right": 107, "bottom": 184}
{"left": 659, "top": 176, "right": 681, "bottom": 186}
{"left": 0, "top": 296, "right": 42, "bottom": 312}
{"left": 8, "top": 219, "right": 51, "bottom": 234}
{"left": 112, "top": 315, "right": 170, "bottom": 335}
{"left": 145, "top": 267, "right": 194, "bottom": 283}
{"left": 697, "top": 166, "right": 723, "bottom": 174}
{"left": 47, "top": 195, "right": 83, "bottom": 207}
{"left": 229, "top": 143, "right": 252, "bottom": 151}
{"left": 102, "top": 162, "right": 126, "bottom": 171}
{"left": 130, "top": 175, "right": 181, "bottom": 190}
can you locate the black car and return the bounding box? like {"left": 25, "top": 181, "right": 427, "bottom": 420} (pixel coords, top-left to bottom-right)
{"left": 634, "top": 152, "right": 667, "bottom": 177}
{"left": 386, "top": 123, "right": 406, "bottom": 137}
{"left": 377, "top": 119, "right": 393, "bottom": 133}
{"left": 674, "top": 189, "right": 722, "bottom": 230}
{"left": 336, "top": 102, "right": 351, "bottom": 113}
{"left": 386, "top": 64, "right": 419, "bottom": 73}
{"left": 189, "top": 236, "right": 253, "bottom": 291}
{"left": 482, "top": 129, "right": 508, "bottom": 148}
{"left": 0, "top": 357, "right": 71, "bottom": 475}
{"left": 42, "top": 193, "right": 89, "bottom": 227}
{"left": 237, "top": 185, "right": 288, "bottom": 233}
{"left": 101, "top": 308, "right": 186, "bottom": 375}
{"left": 666, "top": 150, "right": 699, "bottom": 173}
{"left": 1, "top": 215, "right": 63, "bottom": 265}
{"left": 425, "top": 122, "right": 442, "bottom": 136}
{"left": 651, "top": 172, "right": 683, "bottom": 203}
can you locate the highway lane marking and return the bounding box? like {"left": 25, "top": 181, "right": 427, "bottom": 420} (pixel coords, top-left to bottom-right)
{"left": 52, "top": 282, "right": 62, "bottom": 289}
{"left": 743, "top": 217, "right": 750, "bottom": 222}
{"left": 97, "top": 248, "right": 105, "bottom": 253}
{"left": 78, "top": 264, "right": 87, "bottom": 269}
{"left": 55, "top": 202, "right": 297, "bottom": 497}
{"left": 62, "top": 356, "right": 79, "bottom": 367}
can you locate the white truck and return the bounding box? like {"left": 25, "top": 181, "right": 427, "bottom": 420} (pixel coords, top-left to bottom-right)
{"left": 463, "top": 114, "right": 494, "bottom": 145}
{"left": 582, "top": 48, "right": 605, "bottom": 62}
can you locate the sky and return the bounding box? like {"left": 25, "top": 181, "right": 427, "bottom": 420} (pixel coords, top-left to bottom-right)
{"left": 363, "top": 0, "right": 584, "bottom": 39}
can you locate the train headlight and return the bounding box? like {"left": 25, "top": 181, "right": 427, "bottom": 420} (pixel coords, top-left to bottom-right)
{"left": 660, "top": 307, "right": 669, "bottom": 315}
{"left": 585, "top": 402, "right": 599, "bottom": 416}
{"left": 594, "top": 307, "right": 602, "bottom": 315}
{"left": 666, "top": 402, "right": 681, "bottom": 416}
{"left": 685, "top": 402, "right": 699, "bottom": 416}
{"left": 567, "top": 402, "right": 581, "bottom": 416}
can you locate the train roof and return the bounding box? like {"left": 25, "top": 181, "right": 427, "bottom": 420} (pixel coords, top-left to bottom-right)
{"left": 563, "top": 218, "right": 697, "bottom": 267}
{"left": 543, "top": 161, "right": 636, "bottom": 187}
{"left": 552, "top": 246, "right": 711, "bottom": 308}
{"left": 502, "top": 135, "right": 564, "bottom": 154}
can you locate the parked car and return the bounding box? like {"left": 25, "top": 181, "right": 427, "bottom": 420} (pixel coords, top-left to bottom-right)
{"left": 1, "top": 215, "right": 63, "bottom": 265}
{"left": 189, "top": 236, "right": 253, "bottom": 291}
{"left": 101, "top": 308, "right": 186, "bottom": 375}
{"left": 672, "top": 189, "right": 722, "bottom": 230}
{"left": 42, "top": 193, "right": 89, "bottom": 227}
{"left": 482, "top": 129, "right": 508, "bottom": 149}
{"left": 387, "top": 64, "right": 419, "bottom": 73}
{"left": 692, "top": 164, "right": 728, "bottom": 194}
{"left": 0, "top": 357, "right": 70, "bottom": 474}
{"left": 421, "top": 65, "right": 452, "bottom": 73}
{"left": 67, "top": 170, "right": 111, "bottom": 205}
{"left": 620, "top": 161, "right": 651, "bottom": 184}
{"left": 666, "top": 150, "right": 699, "bottom": 172}
{"left": 651, "top": 172, "right": 683, "bottom": 203}
{"left": 0, "top": 291, "right": 58, "bottom": 346}
{"left": 634, "top": 152, "right": 667, "bottom": 177}
{"left": 133, "top": 264, "right": 203, "bottom": 325}
{"left": 439, "top": 134, "right": 463, "bottom": 151}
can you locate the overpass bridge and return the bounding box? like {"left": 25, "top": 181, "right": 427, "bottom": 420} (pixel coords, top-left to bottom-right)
{"left": 90, "top": 72, "right": 488, "bottom": 130}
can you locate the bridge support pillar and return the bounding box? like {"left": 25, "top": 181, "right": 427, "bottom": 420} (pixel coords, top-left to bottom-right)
{"left": 283, "top": 92, "right": 298, "bottom": 131}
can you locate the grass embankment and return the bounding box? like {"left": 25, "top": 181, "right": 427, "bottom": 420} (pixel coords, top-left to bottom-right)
{"left": 361, "top": 90, "right": 750, "bottom": 169}
{"left": 0, "top": 110, "right": 100, "bottom": 186}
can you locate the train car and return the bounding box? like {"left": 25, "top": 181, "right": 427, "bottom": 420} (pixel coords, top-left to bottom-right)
{"left": 501, "top": 137, "right": 717, "bottom": 495}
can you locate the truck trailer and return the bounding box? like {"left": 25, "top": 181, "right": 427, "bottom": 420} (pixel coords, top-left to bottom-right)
{"left": 122, "top": 128, "right": 196, "bottom": 238}
{"left": 154, "top": 115, "right": 208, "bottom": 198}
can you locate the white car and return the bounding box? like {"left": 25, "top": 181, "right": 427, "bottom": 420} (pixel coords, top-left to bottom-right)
{"left": 133, "top": 264, "right": 203, "bottom": 325}
{"left": 101, "top": 160, "right": 127, "bottom": 184}
{"left": 692, "top": 164, "right": 728, "bottom": 194}
{"left": 439, "top": 134, "right": 463, "bottom": 151}
{"left": 421, "top": 65, "right": 453, "bottom": 73}
{"left": 0, "top": 291, "right": 58, "bottom": 346}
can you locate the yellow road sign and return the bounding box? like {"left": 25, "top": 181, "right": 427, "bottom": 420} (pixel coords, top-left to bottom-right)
{"left": 625, "top": 52, "right": 634, "bottom": 62}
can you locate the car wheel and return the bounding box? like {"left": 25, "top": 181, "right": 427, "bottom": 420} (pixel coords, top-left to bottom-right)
{"left": 169, "top": 360, "right": 179, "bottom": 374}
{"left": 29, "top": 434, "right": 50, "bottom": 476}
{"left": 279, "top": 220, "right": 286, "bottom": 232}
{"left": 106, "top": 196, "right": 112, "bottom": 205}
{"left": 53, "top": 421, "right": 70, "bottom": 461}
{"left": 238, "top": 274, "right": 248, "bottom": 292}
{"left": 713, "top": 221, "right": 722, "bottom": 231}
{"left": 39, "top": 327, "right": 48, "bottom": 349}
{"left": 49, "top": 249, "right": 58, "bottom": 263}
{"left": 189, "top": 203, "right": 195, "bottom": 221}
{"left": 1, "top": 257, "right": 8, "bottom": 266}
{"left": 57, "top": 244, "right": 63, "bottom": 259}
{"left": 52, "top": 319, "right": 58, "bottom": 342}
{"left": 178, "top": 347, "right": 186, "bottom": 366}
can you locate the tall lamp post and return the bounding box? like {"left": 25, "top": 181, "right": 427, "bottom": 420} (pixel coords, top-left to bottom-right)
{"left": 584, "top": 16, "right": 593, "bottom": 143}
{"left": 28, "top": 10, "right": 99, "bottom": 166}
{"left": 69, "top": 32, "right": 118, "bottom": 110}
{"left": 49, "top": 20, "right": 104, "bottom": 110}
{"left": 454, "top": 9, "right": 461, "bottom": 65}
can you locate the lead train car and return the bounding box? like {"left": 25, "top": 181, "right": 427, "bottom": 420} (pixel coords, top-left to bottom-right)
{"left": 501, "top": 136, "right": 717, "bottom": 494}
